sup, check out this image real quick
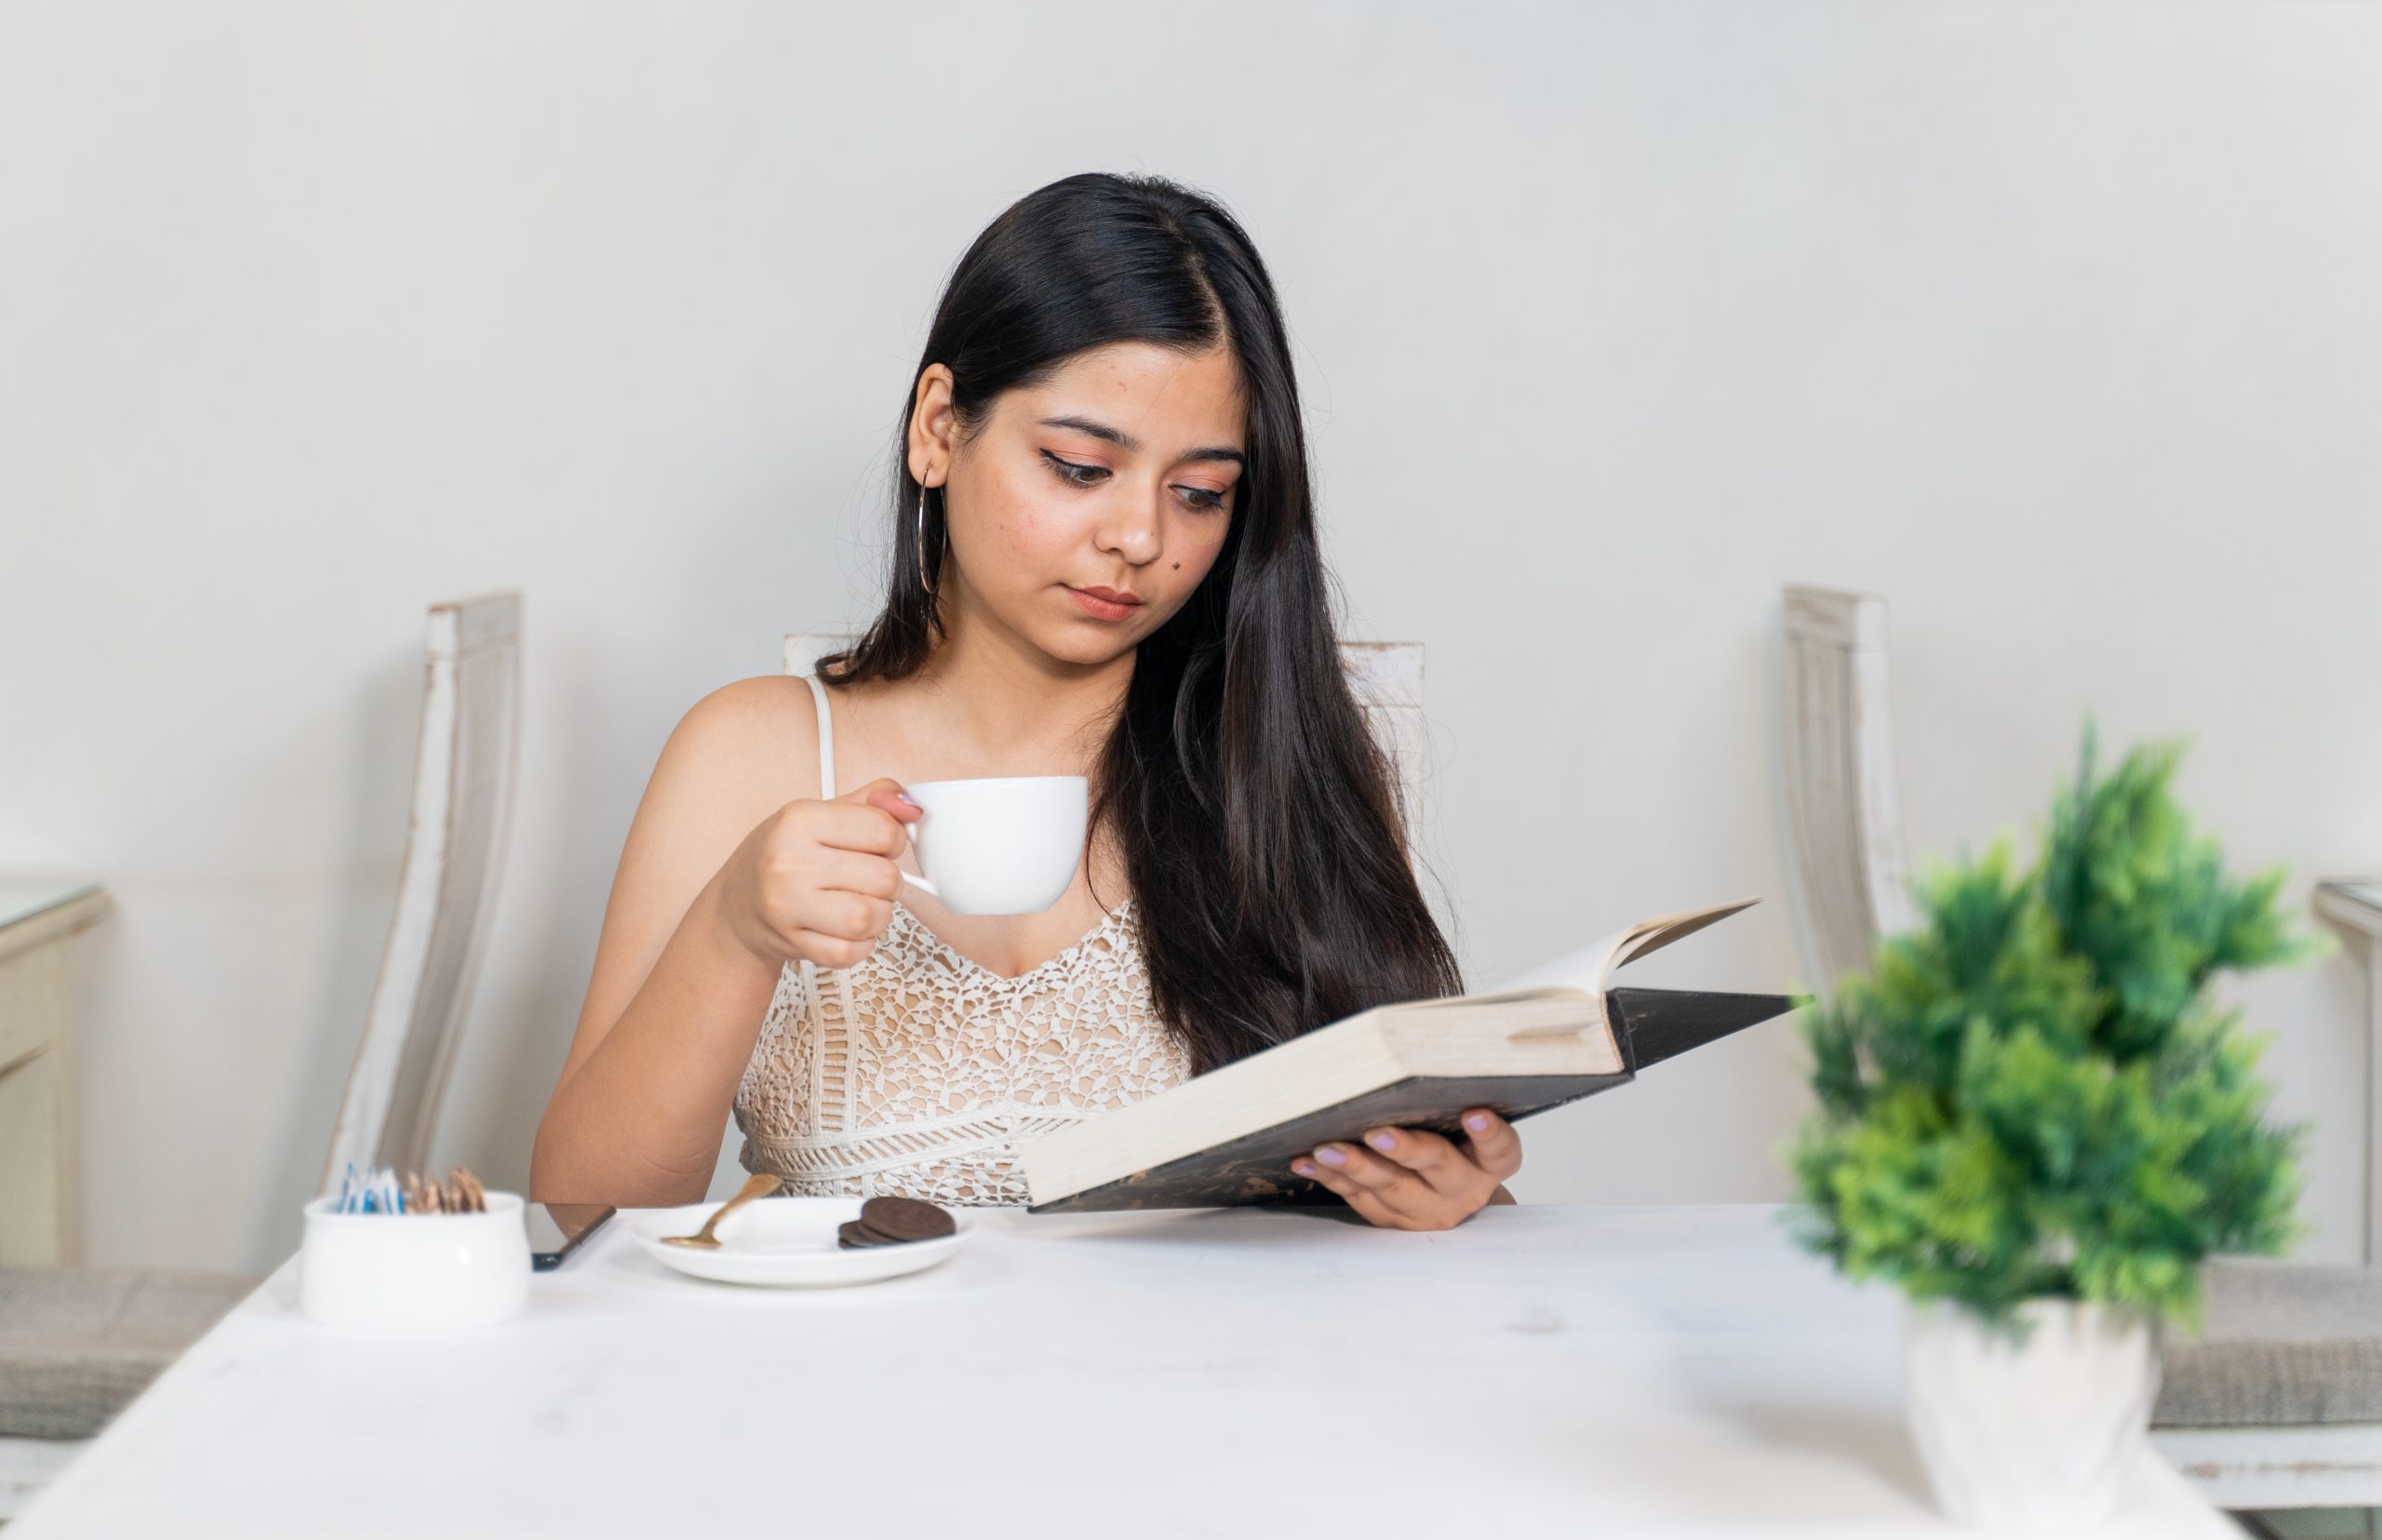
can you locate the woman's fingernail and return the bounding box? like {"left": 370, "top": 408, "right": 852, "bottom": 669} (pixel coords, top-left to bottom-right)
{"left": 1315, "top": 1145, "right": 1347, "bottom": 1167}
{"left": 1464, "top": 1112, "right": 1491, "bottom": 1132}
{"left": 1366, "top": 1131, "right": 1397, "bottom": 1152}
{"left": 896, "top": 791, "right": 920, "bottom": 807}
{"left": 1291, "top": 1160, "right": 1316, "bottom": 1177}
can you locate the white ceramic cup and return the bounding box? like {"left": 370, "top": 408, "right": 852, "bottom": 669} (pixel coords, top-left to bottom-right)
{"left": 299, "top": 1190, "right": 531, "bottom": 1329}
{"left": 898, "top": 774, "right": 1088, "bottom": 916}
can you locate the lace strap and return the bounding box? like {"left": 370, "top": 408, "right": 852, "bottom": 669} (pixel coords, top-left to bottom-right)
{"left": 803, "top": 673, "right": 835, "bottom": 798}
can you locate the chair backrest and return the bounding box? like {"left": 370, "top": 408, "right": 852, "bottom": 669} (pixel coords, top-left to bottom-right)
{"left": 783, "top": 634, "right": 1426, "bottom": 862}
{"left": 1776, "top": 584, "right": 1916, "bottom": 998}
{"left": 2313, "top": 884, "right": 2382, "bottom": 1263}
{"left": 319, "top": 592, "right": 524, "bottom": 1193}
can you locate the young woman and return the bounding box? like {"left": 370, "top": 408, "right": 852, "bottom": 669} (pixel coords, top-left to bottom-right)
{"left": 529, "top": 171, "right": 1522, "bottom": 1230}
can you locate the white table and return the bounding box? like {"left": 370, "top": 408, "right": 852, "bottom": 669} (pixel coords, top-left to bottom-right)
{"left": 11, "top": 1203, "right": 2230, "bottom": 1538}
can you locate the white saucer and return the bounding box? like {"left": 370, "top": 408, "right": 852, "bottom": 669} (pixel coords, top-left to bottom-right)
{"left": 625, "top": 1196, "right": 973, "bottom": 1288}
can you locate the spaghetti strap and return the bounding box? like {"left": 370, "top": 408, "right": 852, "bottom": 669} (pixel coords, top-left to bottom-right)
{"left": 803, "top": 673, "right": 835, "bottom": 798}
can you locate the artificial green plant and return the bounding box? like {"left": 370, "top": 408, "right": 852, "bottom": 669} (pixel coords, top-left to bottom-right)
{"left": 1789, "top": 723, "right": 2318, "bottom": 1332}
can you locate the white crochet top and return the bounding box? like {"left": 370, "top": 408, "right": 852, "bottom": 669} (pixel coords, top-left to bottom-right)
{"left": 730, "top": 675, "right": 1194, "bottom": 1205}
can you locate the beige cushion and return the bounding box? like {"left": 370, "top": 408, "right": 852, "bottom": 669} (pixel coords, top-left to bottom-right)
{"left": 2153, "top": 1258, "right": 2382, "bottom": 1428}
{"left": 0, "top": 1265, "right": 256, "bottom": 1440}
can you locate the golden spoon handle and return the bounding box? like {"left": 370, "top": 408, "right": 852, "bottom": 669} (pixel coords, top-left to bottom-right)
{"left": 662, "top": 1172, "right": 782, "bottom": 1247}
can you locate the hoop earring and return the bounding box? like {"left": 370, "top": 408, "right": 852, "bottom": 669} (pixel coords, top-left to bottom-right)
{"left": 915, "top": 482, "right": 933, "bottom": 597}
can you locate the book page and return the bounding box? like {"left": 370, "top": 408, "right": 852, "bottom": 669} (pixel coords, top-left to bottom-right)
{"left": 1613, "top": 896, "right": 1760, "bottom": 968}
{"left": 1477, "top": 923, "right": 1635, "bottom": 997}
{"left": 1479, "top": 897, "right": 1760, "bottom": 995}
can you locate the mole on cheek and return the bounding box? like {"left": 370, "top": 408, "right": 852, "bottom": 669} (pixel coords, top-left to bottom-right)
{"left": 1172, "top": 561, "right": 1181, "bottom": 569}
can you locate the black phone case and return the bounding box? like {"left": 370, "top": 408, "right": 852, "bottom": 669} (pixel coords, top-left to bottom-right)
{"left": 529, "top": 1204, "right": 615, "bottom": 1270}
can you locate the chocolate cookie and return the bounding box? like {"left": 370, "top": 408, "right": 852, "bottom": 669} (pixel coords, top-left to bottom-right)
{"left": 836, "top": 1219, "right": 900, "bottom": 1250}
{"left": 859, "top": 1195, "right": 956, "bottom": 1241}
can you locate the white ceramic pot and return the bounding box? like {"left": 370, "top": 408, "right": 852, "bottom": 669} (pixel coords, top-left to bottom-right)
{"left": 1904, "top": 1296, "right": 2161, "bottom": 1533}
{"left": 300, "top": 1190, "right": 531, "bottom": 1329}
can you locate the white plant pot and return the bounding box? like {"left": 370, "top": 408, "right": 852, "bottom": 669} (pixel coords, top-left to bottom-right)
{"left": 1904, "top": 1296, "right": 2161, "bottom": 1533}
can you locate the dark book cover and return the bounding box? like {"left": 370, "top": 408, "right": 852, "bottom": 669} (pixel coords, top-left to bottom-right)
{"left": 1024, "top": 987, "right": 1806, "bottom": 1214}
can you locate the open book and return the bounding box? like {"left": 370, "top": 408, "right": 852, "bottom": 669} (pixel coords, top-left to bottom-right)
{"left": 1018, "top": 898, "right": 1802, "bottom": 1213}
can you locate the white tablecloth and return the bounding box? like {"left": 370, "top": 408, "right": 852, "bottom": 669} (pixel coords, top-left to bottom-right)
{"left": 12, "top": 1202, "right": 2231, "bottom": 1538}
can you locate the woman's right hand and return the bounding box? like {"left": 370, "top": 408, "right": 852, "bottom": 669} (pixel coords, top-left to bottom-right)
{"left": 710, "top": 777, "right": 921, "bottom": 971}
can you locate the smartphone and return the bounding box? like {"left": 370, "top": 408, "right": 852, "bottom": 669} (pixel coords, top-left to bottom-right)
{"left": 526, "top": 1202, "right": 615, "bottom": 1270}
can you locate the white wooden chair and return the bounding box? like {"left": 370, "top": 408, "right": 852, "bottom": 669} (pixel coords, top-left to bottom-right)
{"left": 2314, "top": 879, "right": 2382, "bottom": 1265}
{"left": 320, "top": 592, "right": 525, "bottom": 1189}
{"left": 1777, "top": 586, "right": 1916, "bottom": 998}
{"left": 1773, "top": 581, "right": 2382, "bottom": 1521}
{"left": 0, "top": 880, "right": 111, "bottom": 1267}
{"left": 0, "top": 592, "right": 524, "bottom": 1520}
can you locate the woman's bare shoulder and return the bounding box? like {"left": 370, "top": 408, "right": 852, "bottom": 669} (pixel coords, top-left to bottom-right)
{"left": 659, "top": 674, "right": 824, "bottom": 810}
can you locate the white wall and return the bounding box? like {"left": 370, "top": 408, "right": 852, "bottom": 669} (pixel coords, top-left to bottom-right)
{"left": 4, "top": 0, "right": 2375, "bottom": 1277}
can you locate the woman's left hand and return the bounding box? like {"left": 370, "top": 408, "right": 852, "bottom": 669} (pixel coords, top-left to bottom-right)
{"left": 1290, "top": 1107, "right": 1522, "bottom": 1230}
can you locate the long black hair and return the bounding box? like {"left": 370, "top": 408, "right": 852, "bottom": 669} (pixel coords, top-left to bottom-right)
{"left": 820, "top": 171, "right": 1461, "bottom": 1074}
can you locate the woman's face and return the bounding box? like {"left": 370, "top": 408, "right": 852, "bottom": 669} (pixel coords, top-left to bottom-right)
{"left": 909, "top": 340, "right": 1246, "bottom": 668}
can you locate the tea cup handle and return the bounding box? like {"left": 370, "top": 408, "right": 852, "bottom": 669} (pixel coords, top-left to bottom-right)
{"left": 893, "top": 804, "right": 937, "bottom": 898}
